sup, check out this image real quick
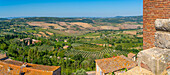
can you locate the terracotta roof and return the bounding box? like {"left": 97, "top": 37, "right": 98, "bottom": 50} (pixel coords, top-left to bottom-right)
{"left": 0, "top": 59, "right": 60, "bottom": 75}
{"left": 95, "top": 56, "right": 137, "bottom": 73}
{"left": 0, "top": 61, "right": 21, "bottom": 74}
{"left": 0, "top": 54, "right": 6, "bottom": 60}
{"left": 119, "top": 66, "right": 154, "bottom": 75}
{"left": 2, "top": 59, "right": 24, "bottom": 66}
{"left": 26, "top": 63, "right": 60, "bottom": 71}
{"left": 128, "top": 53, "right": 136, "bottom": 59}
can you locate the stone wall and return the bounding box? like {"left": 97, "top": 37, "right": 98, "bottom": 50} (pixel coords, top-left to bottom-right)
{"left": 138, "top": 19, "right": 170, "bottom": 75}
{"left": 143, "top": 0, "right": 170, "bottom": 50}
{"left": 137, "top": 47, "right": 169, "bottom": 75}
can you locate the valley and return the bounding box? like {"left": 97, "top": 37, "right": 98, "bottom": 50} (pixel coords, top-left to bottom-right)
{"left": 0, "top": 16, "right": 143, "bottom": 74}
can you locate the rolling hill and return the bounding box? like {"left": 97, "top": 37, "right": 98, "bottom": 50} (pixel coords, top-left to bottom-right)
{"left": 0, "top": 16, "right": 143, "bottom": 36}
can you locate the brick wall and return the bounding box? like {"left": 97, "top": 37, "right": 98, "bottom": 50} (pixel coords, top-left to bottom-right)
{"left": 143, "top": 0, "right": 170, "bottom": 50}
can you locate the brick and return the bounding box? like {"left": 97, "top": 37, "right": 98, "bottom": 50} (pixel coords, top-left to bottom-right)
{"left": 143, "top": 0, "right": 170, "bottom": 50}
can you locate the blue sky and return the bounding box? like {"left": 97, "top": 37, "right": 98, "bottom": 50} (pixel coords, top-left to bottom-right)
{"left": 0, "top": 0, "right": 143, "bottom": 17}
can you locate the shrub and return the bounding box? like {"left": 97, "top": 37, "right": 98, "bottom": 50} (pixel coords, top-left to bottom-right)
{"left": 75, "top": 69, "right": 87, "bottom": 75}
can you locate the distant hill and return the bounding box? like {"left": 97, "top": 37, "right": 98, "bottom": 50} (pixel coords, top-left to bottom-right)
{"left": 0, "top": 18, "right": 9, "bottom": 21}
{"left": 0, "top": 16, "right": 143, "bottom": 36}
{"left": 93, "top": 16, "right": 143, "bottom": 23}
{"left": 11, "top": 17, "right": 94, "bottom": 23}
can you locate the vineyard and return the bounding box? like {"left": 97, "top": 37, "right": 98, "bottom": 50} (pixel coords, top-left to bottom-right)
{"left": 65, "top": 48, "right": 129, "bottom": 58}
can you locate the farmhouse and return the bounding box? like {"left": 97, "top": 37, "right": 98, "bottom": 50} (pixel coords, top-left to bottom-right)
{"left": 32, "top": 39, "right": 41, "bottom": 44}
{"left": 0, "top": 58, "right": 61, "bottom": 75}
{"left": 95, "top": 55, "right": 137, "bottom": 75}
{"left": 96, "top": 44, "right": 103, "bottom": 46}
{"left": 20, "top": 38, "right": 41, "bottom": 45}
{"left": 64, "top": 39, "right": 68, "bottom": 42}
{"left": 63, "top": 45, "right": 69, "bottom": 49}
{"left": 19, "top": 38, "right": 31, "bottom": 45}
{"left": 56, "top": 38, "right": 59, "bottom": 42}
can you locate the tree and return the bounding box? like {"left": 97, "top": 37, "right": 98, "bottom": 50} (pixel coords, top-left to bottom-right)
{"left": 137, "top": 26, "right": 141, "bottom": 29}
{"left": 81, "top": 60, "right": 90, "bottom": 69}
{"left": 7, "top": 44, "right": 18, "bottom": 57}
{"left": 104, "top": 53, "right": 111, "bottom": 58}
{"left": 27, "top": 49, "right": 34, "bottom": 62}
{"left": 75, "top": 69, "right": 87, "bottom": 75}
{"left": 0, "top": 43, "right": 7, "bottom": 50}
{"left": 49, "top": 26, "right": 54, "bottom": 29}
{"left": 42, "top": 55, "right": 51, "bottom": 65}
{"left": 56, "top": 44, "right": 61, "bottom": 49}
{"left": 115, "top": 45, "right": 122, "bottom": 51}
{"left": 57, "top": 51, "right": 65, "bottom": 58}
{"left": 72, "top": 54, "right": 84, "bottom": 62}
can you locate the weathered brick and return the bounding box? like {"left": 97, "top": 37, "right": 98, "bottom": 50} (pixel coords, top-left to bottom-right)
{"left": 143, "top": 0, "right": 170, "bottom": 50}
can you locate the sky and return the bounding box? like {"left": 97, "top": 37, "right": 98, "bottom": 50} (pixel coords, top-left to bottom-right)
{"left": 0, "top": 0, "right": 143, "bottom": 17}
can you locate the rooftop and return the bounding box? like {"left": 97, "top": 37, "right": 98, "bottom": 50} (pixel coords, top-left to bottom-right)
{"left": 2, "top": 59, "right": 24, "bottom": 66}
{"left": 0, "top": 54, "right": 7, "bottom": 60}
{"left": 128, "top": 53, "right": 136, "bottom": 58}
{"left": 119, "top": 66, "right": 154, "bottom": 75}
{"left": 95, "top": 55, "right": 137, "bottom": 73}
{"left": 26, "top": 63, "right": 60, "bottom": 71}
{"left": 0, "top": 59, "right": 60, "bottom": 75}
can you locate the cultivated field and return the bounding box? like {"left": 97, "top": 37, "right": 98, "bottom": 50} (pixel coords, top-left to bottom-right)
{"left": 69, "top": 22, "right": 93, "bottom": 28}
{"left": 33, "top": 34, "right": 42, "bottom": 37}
{"left": 99, "top": 26, "right": 119, "bottom": 30}
{"left": 137, "top": 35, "right": 143, "bottom": 37}
{"left": 39, "top": 32, "right": 49, "bottom": 37}
{"left": 120, "top": 24, "right": 142, "bottom": 29}
{"left": 123, "top": 31, "right": 137, "bottom": 35}
{"left": 46, "top": 31, "right": 54, "bottom": 35}
{"left": 27, "top": 22, "right": 65, "bottom": 29}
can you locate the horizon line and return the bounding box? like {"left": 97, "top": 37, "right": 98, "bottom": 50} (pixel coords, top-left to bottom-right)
{"left": 1, "top": 15, "right": 143, "bottom": 18}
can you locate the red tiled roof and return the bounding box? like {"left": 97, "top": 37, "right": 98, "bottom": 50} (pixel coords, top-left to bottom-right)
{"left": 26, "top": 63, "right": 60, "bottom": 71}
{"left": 2, "top": 59, "right": 24, "bottom": 66}
{"left": 119, "top": 66, "right": 154, "bottom": 75}
{"left": 0, "top": 59, "right": 60, "bottom": 75}
{"left": 0, "top": 54, "right": 6, "bottom": 60}
{"left": 128, "top": 53, "right": 136, "bottom": 59}
{"left": 95, "top": 56, "right": 137, "bottom": 73}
